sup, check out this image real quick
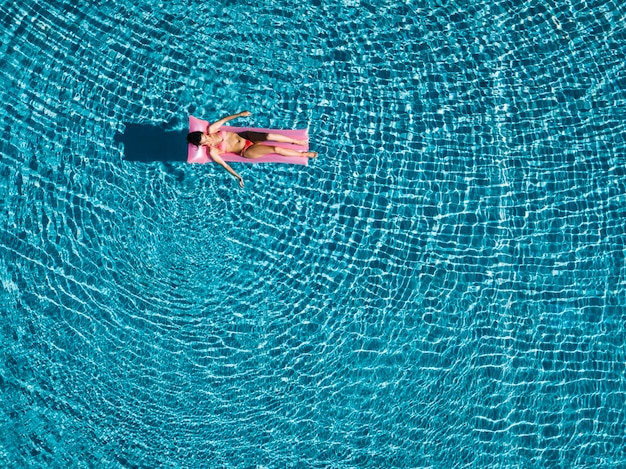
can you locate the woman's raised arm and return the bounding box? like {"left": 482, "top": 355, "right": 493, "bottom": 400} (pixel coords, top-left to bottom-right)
{"left": 207, "top": 111, "right": 251, "bottom": 134}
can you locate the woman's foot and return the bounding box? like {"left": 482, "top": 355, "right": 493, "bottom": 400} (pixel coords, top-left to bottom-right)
{"left": 302, "top": 151, "right": 318, "bottom": 158}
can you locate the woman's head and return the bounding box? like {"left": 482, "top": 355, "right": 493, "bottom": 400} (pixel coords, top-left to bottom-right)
{"left": 187, "top": 131, "right": 204, "bottom": 146}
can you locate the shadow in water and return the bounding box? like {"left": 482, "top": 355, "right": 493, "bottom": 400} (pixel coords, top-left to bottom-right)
{"left": 115, "top": 124, "right": 188, "bottom": 162}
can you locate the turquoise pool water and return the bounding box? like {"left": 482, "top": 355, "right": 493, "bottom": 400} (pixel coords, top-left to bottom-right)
{"left": 1, "top": 0, "right": 625, "bottom": 467}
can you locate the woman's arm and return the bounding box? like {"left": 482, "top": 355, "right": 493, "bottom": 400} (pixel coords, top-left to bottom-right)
{"left": 207, "top": 111, "right": 251, "bottom": 134}
{"left": 209, "top": 148, "right": 244, "bottom": 188}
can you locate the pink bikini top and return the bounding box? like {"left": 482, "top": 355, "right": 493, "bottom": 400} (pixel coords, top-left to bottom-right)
{"left": 216, "top": 130, "right": 227, "bottom": 152}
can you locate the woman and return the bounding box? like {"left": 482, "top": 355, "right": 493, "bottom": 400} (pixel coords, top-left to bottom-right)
{"left": 187, "top": 111, "right": 317, "bottom": 188}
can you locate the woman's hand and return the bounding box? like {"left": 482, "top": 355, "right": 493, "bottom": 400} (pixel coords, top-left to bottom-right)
{"left": 239, "top": 111, "right": 251, "bottom": 117}
{"left": 237, "top": 176, "right": 244, "bottom": 188}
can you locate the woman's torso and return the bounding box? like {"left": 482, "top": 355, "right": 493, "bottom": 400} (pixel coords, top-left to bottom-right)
{"left": 213, "top": 131, "right": 246, "bottom": 154}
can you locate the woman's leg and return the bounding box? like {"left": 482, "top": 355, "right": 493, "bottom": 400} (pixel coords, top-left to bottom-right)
{"left": 244, "top": 144, "right": 317, "bottom": 159}
{"left": 266, "top": 133, "right": 307, "bottom": 146}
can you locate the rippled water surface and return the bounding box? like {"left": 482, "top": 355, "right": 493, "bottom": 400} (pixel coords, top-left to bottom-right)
{"left": 2, "top": 1, "right": 626, "bottom": 467}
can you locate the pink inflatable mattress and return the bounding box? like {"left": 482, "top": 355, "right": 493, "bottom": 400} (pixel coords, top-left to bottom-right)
{"left": 187, "top": 115, "right": 309, "bottom": 165}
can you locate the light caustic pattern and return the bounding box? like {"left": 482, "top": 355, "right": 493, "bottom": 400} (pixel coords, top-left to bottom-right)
{"left": 1, "top": 1, "right": 625, "bottom": 467}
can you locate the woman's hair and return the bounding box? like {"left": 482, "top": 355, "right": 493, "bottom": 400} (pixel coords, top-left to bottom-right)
{"left": 187, "top": 131, "right": 203, "bottom": 146}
